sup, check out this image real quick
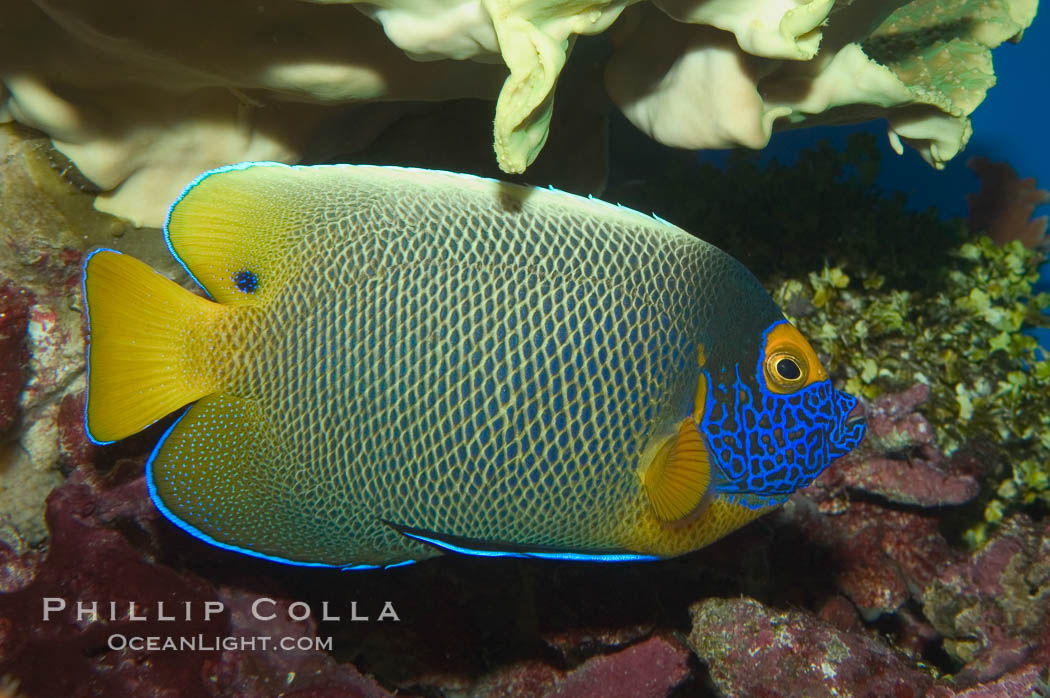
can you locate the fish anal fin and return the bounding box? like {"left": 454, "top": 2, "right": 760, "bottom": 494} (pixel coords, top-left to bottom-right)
{"left": 148, "top": 393, "right": 348, "bottom": 567}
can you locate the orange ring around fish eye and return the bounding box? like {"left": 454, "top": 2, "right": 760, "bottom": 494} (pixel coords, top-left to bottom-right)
{"left": 762, "top": 322, "right": 828, "bottom": 393}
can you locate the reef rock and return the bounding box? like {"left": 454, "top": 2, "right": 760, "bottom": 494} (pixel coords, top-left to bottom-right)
{"left": 785, "top": 497, "right": 957, "bottom": 621}
{"left": 688, "top": 596, "right": 935, "bottom": 696}
{"left": 0, "top": 124, "right": 117, "bottom": 548}
{"left": 468, "top": 634, "right": 691, "bottom": 698}
{"left": 0, "top": 470, "right": 397, "bottom": 697}
{"left": 776, "top": 386, "right": 982, "bottom": 620}
{"left": 0, "top": 281, "right": 30, "bottom": 438}
{"left": 922, "top": 515, "right": 1050, "bottom": 687}
{"left": 204, "top": 587, "right": 395, "bottom": 698}
{"left": 812, "top": 384, "right": 981, "bottom": 507}
{"left": 0, "top": 482, "right": 224, "bottom": 698}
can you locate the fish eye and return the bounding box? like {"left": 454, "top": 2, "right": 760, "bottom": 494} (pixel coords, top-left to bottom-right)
{"left": 776, "top": 357, "right": 801, "bottom": 380}
{"left": 765, "top": 350, "right": 808, "bottom": 390}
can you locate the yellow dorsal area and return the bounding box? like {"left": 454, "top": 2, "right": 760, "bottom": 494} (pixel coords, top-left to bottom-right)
{"left": 83, "top": 250, "right": 226, "bottom": 443}
{"left": 165, "top": 163, "right": 305, "bottom": 306}
{"left": 693, "top": 347, "right": 708, "bottom": 424}
{"left": 642, "top": 418, "right": 713, "bottom": 523}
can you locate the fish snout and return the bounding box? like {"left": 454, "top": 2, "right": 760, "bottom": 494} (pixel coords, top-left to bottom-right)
{"left": 831, "top": 392, "right": 868, "bottom": 455}
{"left": 845, "top": 395, "right": 868, "bottom": 426}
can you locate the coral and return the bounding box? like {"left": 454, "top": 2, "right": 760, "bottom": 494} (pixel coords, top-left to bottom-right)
{"left": 1, "top": 0, "right": 1039, "bottom": 225}
{"left": 607, "top": 0, "right": 1035, "bottom": 171}
{"left": 650, "top": 0, "right": 833, "bottom": 61}
{"left": 0, "top": 0, "right": 505, "bottom": 226}
{"left": 967, "top": 157, "right": 1050, "bottom": 248}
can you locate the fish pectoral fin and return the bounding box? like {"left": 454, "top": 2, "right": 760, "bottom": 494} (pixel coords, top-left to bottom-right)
{"left": 642, "top": 418, "right": 714, "bottom": 524}
{"left": 382, "top": 521, "right": 661, "bottom": 562}
{"left": 165, "top": 162, "right": 305, "bottom": 306}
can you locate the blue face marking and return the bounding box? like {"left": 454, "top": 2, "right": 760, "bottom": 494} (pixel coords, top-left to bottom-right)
{"left": 698, "top": 328, "right": 866, "bottom": 505}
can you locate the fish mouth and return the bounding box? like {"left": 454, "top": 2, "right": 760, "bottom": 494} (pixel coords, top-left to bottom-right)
{"left": 845, "top": 396, "right": 868, "bottom": 426}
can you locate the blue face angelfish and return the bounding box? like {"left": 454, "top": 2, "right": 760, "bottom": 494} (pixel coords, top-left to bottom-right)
{"left": 81, "top": 162, "right": 866, "bottom": 569}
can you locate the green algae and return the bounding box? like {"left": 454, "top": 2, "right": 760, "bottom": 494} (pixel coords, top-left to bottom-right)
{"left": 776, "top": 238, "right": 1050, "bottom": 546}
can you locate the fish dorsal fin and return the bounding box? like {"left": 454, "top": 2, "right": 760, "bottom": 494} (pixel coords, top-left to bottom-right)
{"left": 643, "top": 418, "right": 713, "bottom": 524}
{"left": 164, "top": 162, "right": 304, "bottom": 306}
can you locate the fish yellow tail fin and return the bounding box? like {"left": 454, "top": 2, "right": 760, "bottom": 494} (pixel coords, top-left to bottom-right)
{"left": 83, "top": 249, "right": 223, "bottom": 444}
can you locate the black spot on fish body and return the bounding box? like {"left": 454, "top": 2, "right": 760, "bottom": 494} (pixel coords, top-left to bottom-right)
{"left": 233, "top": 269, "right": 259, "bottom": 293}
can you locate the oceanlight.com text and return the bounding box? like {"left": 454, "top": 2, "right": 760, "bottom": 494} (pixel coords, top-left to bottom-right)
{"left": 106, "top": 633, "right": 334, "bottom": 652}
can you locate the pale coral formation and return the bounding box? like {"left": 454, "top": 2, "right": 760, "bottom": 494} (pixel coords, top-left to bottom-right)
{"left": 607, "top": 0, "right": 1035, "bottom": 170}
{"left": 0, "top": 0, "right": 505, "bottom": 227}
{"left": 0, "top": 0, "right": 1039, "bottom": 227}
